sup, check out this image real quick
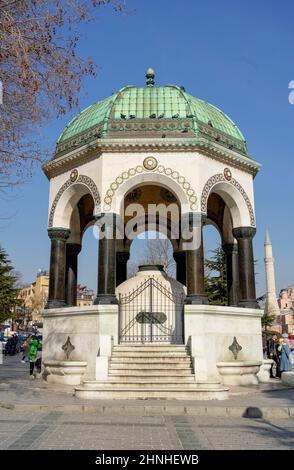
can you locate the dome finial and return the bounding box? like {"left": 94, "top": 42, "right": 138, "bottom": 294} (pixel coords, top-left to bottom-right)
{"left": 146, "top": 67, "right": 155, "bottom": 87}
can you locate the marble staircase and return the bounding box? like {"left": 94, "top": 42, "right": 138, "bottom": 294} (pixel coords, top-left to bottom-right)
{"left": 75, "top": 344, "right": 229, "bottom": 400}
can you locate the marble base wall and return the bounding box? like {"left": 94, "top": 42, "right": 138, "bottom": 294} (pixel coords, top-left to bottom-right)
{"left": 42, "top": 305, "right": 118, "bottom": 379}
{"left": 184, "top": 305, "right": 263, "bottom": 382}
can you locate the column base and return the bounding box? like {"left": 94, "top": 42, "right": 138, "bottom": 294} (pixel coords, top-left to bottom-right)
{"left": 185, "top": 294, "right": 209, "bottom": 305}
{"left": 45, "top": 300, "right": 67, "bottom": 309}
{"left": 238, "top": 299, "right": 260, "bottom": 309}
{"left": 93, "top": 294, "right": 118, "bottom": 305}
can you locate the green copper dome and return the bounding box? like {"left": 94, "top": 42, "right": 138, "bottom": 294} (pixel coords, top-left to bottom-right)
{"left": 56, "top": 70, "right": 248, "bottom": 157}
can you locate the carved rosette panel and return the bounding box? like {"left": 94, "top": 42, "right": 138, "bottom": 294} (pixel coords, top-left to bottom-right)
{"left": 103, "top": 163, "right": 197, "bottom": 211}
{"left": 200, "top": 173, "right": 256, "bottom": 227}
{"left": 48, "top": 174, "right": 101, "bottom": 228}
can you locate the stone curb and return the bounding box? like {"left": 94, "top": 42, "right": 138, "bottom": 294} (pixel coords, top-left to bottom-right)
{"left": 1, "top": 402, "right": 294, "bottom": 419}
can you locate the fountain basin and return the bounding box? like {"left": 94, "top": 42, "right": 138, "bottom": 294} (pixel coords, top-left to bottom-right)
{"left": 217, "top": 361, "right": 262, "bottom": 386}
{"left": 43, "top": 360, "right": 87, "bottom": 385}
{"left": 257, "top": 359, "right": 274, "bottom": 383}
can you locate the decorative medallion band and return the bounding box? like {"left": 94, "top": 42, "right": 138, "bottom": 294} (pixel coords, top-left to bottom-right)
{"left": 48, "top": 173, "right": 101, "bottom": 228}
{"left": 200, "top": 170, "right": 256, "bottom": 227}
{"left": 103, "top": 160, "right": 197, "bottom": 211}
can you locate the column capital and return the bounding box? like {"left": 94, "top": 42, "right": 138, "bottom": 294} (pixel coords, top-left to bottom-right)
{"left": 48, "top": 227, "right": 70, "bottom": 241}
{"left": 66, "top": 243, "right": 81, "bottom": 256}
{"left": 233, "top": 226, "right": 256, "bottom": 240}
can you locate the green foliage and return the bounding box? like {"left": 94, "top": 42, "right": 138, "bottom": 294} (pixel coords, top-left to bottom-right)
{"left": 205, "top": 246, "right": 228, "bottom": 306}
{"left": 261, "top": 311, "right": 276, "bottom": 330}
{"left": 0, "top": 246, "right": 20, "bottom": 322}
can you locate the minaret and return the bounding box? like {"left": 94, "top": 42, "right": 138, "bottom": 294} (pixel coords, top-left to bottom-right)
{"left": 264, "top": 229, "right": 280, "bottom": 316}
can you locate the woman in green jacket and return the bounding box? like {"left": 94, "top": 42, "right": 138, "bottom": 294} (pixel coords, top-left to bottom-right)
{"left": 28, "top": 338, "right": 38, "bottom": 379}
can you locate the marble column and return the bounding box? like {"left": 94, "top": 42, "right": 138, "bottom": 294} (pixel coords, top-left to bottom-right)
{"left": 46, "top": 228, "right": 70, "bottom": 309}
{"left": 65, "top": 243, "right": 81, "bottom": 307}
{"left": 232, "top": 226, "right": 259, "bottom": 309}
{"left": 94, "top": 213, "right": 118, "bottom": 304}
{"left": 184, "top": 213, "right": 208, "bottom": 304}
{"left": 222, "top": 243, "right": 239, "bottom": 306}
{"left": 174, "top": 251, "right": 186, "bottom": 286}
{"left": 116, "top": 252, "right": 130, "bottom": 286}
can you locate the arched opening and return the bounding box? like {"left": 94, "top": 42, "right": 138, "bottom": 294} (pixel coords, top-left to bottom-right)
{"left": 65, "top": 193, "right": 96, "bottom": 307}
{"left": 115, "top": 182, "right": 185, "bottom": 288}
{"left": 205, "top": 192, "right": 239, "bottom": 306}
{"left": 127, "top": 231, "right": 176, "bottom": 280}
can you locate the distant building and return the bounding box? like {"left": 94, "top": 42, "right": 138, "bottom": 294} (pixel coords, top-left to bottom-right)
{"left": 19, "top": 275, "right": 94, "bottom": 320}
{"left": 278, "top": 286, "right": 294, "bottom": 335}
{"left": 18, "top": 270, "right": 49, "bottom": 323}
{"left": 76, "top": 285, "right": 94, "bottom": 307}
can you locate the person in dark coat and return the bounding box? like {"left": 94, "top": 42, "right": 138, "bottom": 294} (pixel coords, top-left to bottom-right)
{"left": 267, "top": 334, "right": 278, "bottom": 378}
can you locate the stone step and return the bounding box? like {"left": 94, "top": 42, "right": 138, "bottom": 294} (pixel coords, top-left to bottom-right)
{"left": 111, "top": 351, "right": 189, "bottom": 358}
{"left": 82, "top": 381, "right": 201, "bottom": 389}
{"left": 113, "top": 345, "right": 189, "bottom": 352}
{"left": 108, "top": 362, "right": 193, "bottom": 370}
{"left": 75, "top": 387, "right": 229, "bottom": 400}
{"left": 109, "top": 369, "right": 193, "bottom": 376}
{"left": 104, "top": 375, "right": 196, "bottom": 383}
{"left": 110, "top": 356, "right": 191, "bottom": 364}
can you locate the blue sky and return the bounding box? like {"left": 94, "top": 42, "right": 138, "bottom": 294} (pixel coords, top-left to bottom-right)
{"left": 0, "top": 0, "right": 293, "bottom": 295}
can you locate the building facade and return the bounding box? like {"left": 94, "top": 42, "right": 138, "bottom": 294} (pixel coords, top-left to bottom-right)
{"left": 278, "top": 286, "right": 294, "bottom": 334}
{"left": 19, "top": 270, "right": 49, "bottom": 323}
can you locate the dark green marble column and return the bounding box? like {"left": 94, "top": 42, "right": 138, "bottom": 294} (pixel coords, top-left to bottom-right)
{"left": 94, "top": 213, "right": 118, "bottom": 304}
{"left": 65, "top": 243, "right": 81, "bottom": 307}
{"left": 116, "top": 252, "right": 130, "bottom": 286}
{"left": 232, "top": 226, "right": 259, "bottom": 309}
{"left": 174, "top": 251, "right": 186, "bottom": 286}
{"left": 222, "top": 243, "right": 239, "bottom": 306}
{"left": 46, "top": 228, "right": 70, "bottom": 309}
{"left": 184, "top": 213, "right": 208, "bottom": 305}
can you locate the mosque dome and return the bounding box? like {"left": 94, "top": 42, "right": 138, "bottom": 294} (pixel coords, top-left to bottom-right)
{"left": 55, "top": 69, "right": 248, "bottom": 158}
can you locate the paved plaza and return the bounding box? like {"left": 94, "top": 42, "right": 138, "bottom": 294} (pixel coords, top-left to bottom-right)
{"left": 0, "top": 408, "right": 294, "bottom": 450}
{"left": 0, "top": 355, "right": 294, "bottom": 450}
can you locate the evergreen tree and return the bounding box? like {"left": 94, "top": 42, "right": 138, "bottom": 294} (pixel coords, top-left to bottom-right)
{"left": 205, "top": 246, "right": 228, "bottom": 305}
{"left": 261, "top": 311, "right": 276, "bottom": 331}
{"left": 0, "top": 246, "right": 20, "bottom": 322}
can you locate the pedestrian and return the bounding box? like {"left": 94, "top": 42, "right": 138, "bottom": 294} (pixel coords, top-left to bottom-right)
{"left": 275, "top": 338, "right": 283, "bottom": 378}
{"left": 279, "top": 338, "right": 292, "bottom": 375}
{"left": 267, "top": 334, "right": 278, "bottom": 378}
{"left": 11, "top": 334, "right": 18, "bottom": 355}
{"left": 21, "top": 336, "right": 30, "bottom": 363}
{"left": 35, "top": 340, "right": 42, "bottom": 376}
{"left": 5, "top": 336, "right": 13, "bottom": 356}
{"left": 28, "top": 337, "right": 38, "bottom": 379}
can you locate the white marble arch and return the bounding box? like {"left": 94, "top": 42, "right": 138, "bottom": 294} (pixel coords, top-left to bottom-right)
{"left": 50, "top": 181, "right": 100, "bottom": 230}
{"left": 202, "top": 179, "right": 255, "bottom": 229}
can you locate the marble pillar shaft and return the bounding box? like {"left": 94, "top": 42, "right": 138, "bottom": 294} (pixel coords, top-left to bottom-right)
{"left": 46, "top": 228, "right": 70, "bottom": 309}
{"left": 223, "top": 243, "right": 239, "bottom": 306}
{"left": 65, "top": 243, "right": 81, "bottom": 306}
{"left": 233, "top": 227, "right": 258, "bottom": 309}
{"left": 116, "top": 252, "right": 130, "bottom": 286}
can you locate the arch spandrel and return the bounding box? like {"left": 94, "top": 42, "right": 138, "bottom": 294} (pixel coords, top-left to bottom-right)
{"left": 48, "top": 174, "right": 101, "bottom": 229}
